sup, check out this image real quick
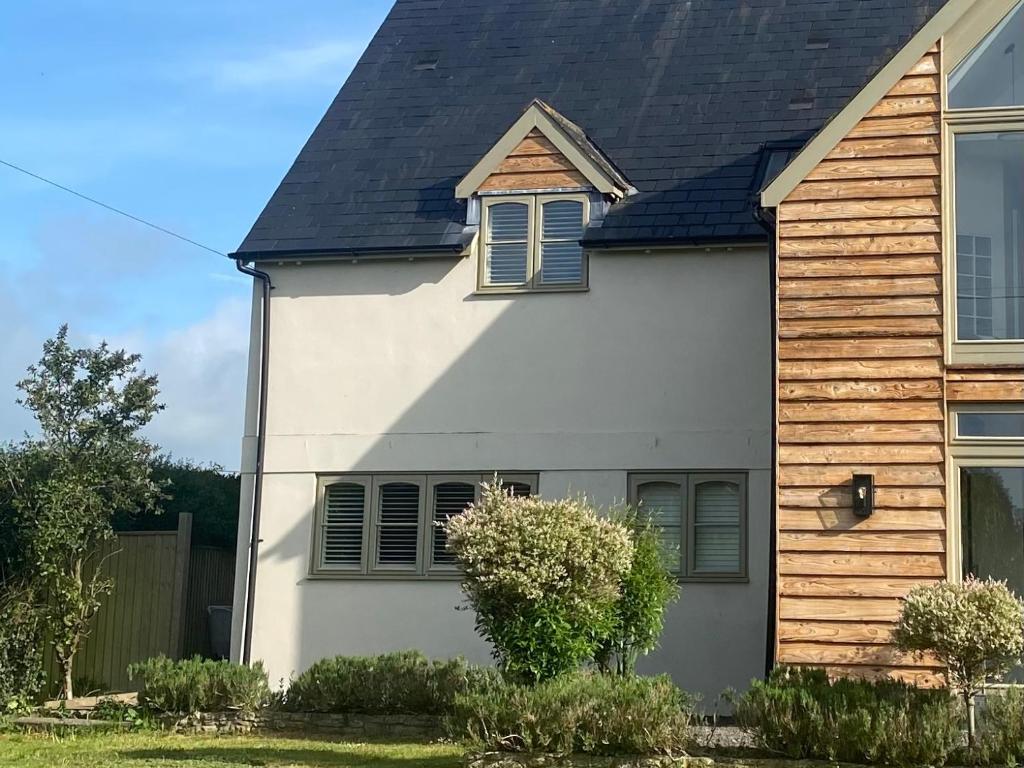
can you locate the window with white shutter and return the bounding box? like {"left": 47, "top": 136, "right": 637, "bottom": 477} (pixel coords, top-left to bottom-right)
{"left": 430, "top": 479, "right": 478, "bottom": 568}
{"left": 479, "top": 194, "right": 588, "bottom": 291}
{"left": 320, "top": 481, "right": 367, "bottom": 570}
{"left": 374, "top": 479, "right": 424, "bottom": 569}
{"left": 629, "top": 471, "right": 748, "bottom": 582}
{"left": 312, "top": 473, "right": 536, "bottom": 577}
{"left": 690, "top": 478, "right": 744, "bottom": 577}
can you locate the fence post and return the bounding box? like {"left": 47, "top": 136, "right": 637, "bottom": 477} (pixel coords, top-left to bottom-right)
{"left": 168, "top": 513, "right": 193, "bottom": 659}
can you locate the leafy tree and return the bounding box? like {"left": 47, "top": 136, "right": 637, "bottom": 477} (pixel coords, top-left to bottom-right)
{"left": 2, "top": 326, "right": 163, "bottom": 698}
{"left": 893, "top": 577, "right": 1024, "bottom": 745}
{"left": 595, "top": 508, "right": 679, "bottom": 676}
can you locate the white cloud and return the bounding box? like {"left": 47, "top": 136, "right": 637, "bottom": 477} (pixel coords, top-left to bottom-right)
{"left": 210, "top": 40, "right": 362, "bottom": 89}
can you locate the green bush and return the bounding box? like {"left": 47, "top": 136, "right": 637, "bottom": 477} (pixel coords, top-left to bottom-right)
{"left": 283, "top": 650, "right": 497, "bottom": 715}
{"left": 450, "top": 672, "right": 692, "bottom": 755}
{"left": 596, "top": 509, "right": 679, "bottom": 676}
{"left": 734, "top": 666, "right": 963, "bottom": 766}
{"left": 0, "top": 587, "right": 44, "bottom": 710}
{"left": 445, "top": 482, "right": 633, "bottom": 683}
{"left": 976, "top": 687, "right": 1024, "bottom": 765}
{"left": 128, "top": 656, "right": 270, "bottom": 715}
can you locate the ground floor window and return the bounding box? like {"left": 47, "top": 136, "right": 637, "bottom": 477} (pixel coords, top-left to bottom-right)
{"left": 627, "top": 471, "right": 748, "bottom": 582}
{"left": 312, "top": 472, "right": 537, "bottom": 577}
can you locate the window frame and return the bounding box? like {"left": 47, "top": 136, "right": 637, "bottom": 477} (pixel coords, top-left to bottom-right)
{"left": 478, "top": 193, "right": 589, "bottom": 293}
{"left": 947, "top": 405, "right": 1024, "bottom": 582}
{"left": 628, "top": 471, "right": 749, "bottom": 583}
{"left": 310, "top": 472, "right": 538, "bottom": 579}
{"left": 943, "top": 107, "right": 1024, "bottom": 364}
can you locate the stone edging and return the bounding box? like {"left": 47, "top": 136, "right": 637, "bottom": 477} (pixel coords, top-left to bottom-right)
{"left": 466, "top": 754, "right": 876, "bottom": 768}
{"left": 165, "top": 710, "right": 442, "bottom": 739}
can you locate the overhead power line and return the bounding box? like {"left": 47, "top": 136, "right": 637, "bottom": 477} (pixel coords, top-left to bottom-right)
{"left": 0, "top": 157, "right": 227, "bottom": 257}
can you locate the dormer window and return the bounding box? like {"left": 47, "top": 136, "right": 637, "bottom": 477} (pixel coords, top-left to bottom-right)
{"left": 480, "top": 194, "right": 588, "bottom": 291}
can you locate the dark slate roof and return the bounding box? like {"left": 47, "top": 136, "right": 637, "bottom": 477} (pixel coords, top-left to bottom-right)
{"left": 234, "top": 0, "right": 947, "bottom": 259}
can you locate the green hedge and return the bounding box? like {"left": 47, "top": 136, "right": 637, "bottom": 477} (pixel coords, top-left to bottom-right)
{"left": 128, "top": 656, "right": 270, "bottom": 715}
{"left": 450, "top": 671, "right": 692, "bottom": 755}
{"left": 283, "top": 650, "right": 499, "bottom": 715}
{"left": 734, "top": 666, "right": 963, "bottom": 766}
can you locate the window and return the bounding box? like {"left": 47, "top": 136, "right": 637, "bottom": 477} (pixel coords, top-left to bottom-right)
{"left": 313, "top": 472, "right": 538, "bottom": 577}
{"left": 951, "top": 406, "right": 1024, "bottom": 677}
{"left": 946, "top": 3, "right": 1024, "bottom": 363}
{"left": 480, "top": 194, "right": 588, "bottom": 291}
{"left": 629, "top": 472, "right": 748, "bottom": 581}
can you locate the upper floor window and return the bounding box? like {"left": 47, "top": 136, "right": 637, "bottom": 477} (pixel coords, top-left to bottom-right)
{"left": 480, "top": 194, "right": 588, "bottom": 291}
{"left": 945, "top": 2, "right": 1024, "bottom": 363}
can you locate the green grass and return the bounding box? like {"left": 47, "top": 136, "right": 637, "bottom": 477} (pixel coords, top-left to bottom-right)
{"left": 0, "top": 731, "right": 464, "bottom": 767}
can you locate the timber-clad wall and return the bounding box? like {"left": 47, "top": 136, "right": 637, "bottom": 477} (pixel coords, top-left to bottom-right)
{"left": 775, "top": 44, "right": 945, "bottom": 685}
{"left": 479, "top": 129, "right": 589, "bottom": 192}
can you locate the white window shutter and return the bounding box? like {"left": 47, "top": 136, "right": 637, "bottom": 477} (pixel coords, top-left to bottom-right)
{"left": 636, "top": 481, "right": 683, "bottom": 571}
{"left": 486, "top": 202, "right": 530, "bottom": 284}
{"left": 539, "top": 199, "right": 584, "bottom": 284}
{"left": 322, "top": 483, "right": 365, "bottom": 567}
{"left": 693, "top": 481, "right": 741, "bottom": 573}
{"left": 376, "top": 482, "right": 421, "bottom": 566}
{"left": 432, "top": 482, "right": 475, "bottom": 566}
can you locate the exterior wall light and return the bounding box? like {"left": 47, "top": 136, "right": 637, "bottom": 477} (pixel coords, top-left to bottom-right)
{"left": 852, "top": 474, "right": 875, "bottom": 518}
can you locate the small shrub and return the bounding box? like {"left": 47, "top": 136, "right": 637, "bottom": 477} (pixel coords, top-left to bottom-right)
{"left": 596, "top": 508, "right": 679, "bottom": 676}
{"left": 733, "top": 666, "right": 963, "bottom": 766}
{"left": 445, "top": 482, "right": 633, "bottom": 683}
{"left": 0, "top": 587, "right": 44, "bottom": 709}
{"left": 893, "top": 577, "right": 1024, "bottom": 743}
{"left": 450, "top": 671, "right": 692, "bottom": 755}
{"left": 92, "top": 696, "right": 150, "bottom": 728}
{"left": 283, "top": 650, "right": 498, "bottom": 715}
{"left": 976, "top": 687, "right": 1024, "bottom": 765}
{"left": 128, "top": 656, "right": 270, "bottom": 715}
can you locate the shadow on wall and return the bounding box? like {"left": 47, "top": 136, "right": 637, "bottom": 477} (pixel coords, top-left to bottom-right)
{"left": 250, "top": 160, "right": 774, "bottom": 697}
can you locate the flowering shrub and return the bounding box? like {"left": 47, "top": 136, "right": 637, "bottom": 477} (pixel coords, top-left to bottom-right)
{"left": 893, "top": 577, "right": 1024, "bottom": 743}
{"left": 445, "top": 482, "right": 633, "bottom": 683}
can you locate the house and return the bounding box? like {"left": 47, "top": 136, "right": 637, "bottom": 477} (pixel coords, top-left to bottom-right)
{"left": 229, "top": 0, "right": 1024, "bottom": 699}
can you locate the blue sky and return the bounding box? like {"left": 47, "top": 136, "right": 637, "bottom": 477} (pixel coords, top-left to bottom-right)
{"left": 0, "top": 1, "right": 392, "bottom": 470}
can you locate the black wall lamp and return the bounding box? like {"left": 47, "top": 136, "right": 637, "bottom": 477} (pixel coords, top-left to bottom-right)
{"left": 852, "top": 474, "right": 875, "bottom": 518}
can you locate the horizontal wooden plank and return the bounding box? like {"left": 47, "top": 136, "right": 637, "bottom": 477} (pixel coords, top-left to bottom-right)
{"left": 780, "top": 317, "right": 942, "bottom": 339}
{"left": 805, "top": 156, "right": 940, "bottom": 182}
{"left": 778, "top": 337, "right": 942, "bottom": 359}
{"left": 947, "top": 381, "right": 1024, "bottom": 402}
{"left": 865, "top": 95, "right": 941, "bottom": 118}
{"left": 779, "top": 197, "right": 940, "bottom": 222}
{"left": 778, "top": 276, "right": 941, "bottom": 300}
{"left": 782, "top": 528, "right": 942, "bottom": 552}
{"left": 495, "top": 154, "right": 575, "bottom": 173}
{"left": 778, "top": 255, "right": 942, "bottom": 278}
{"left": 778, "top": 642, "right": 932, "bottom": 668}
{"left": 778, "top": 400, "right": 944, "bottom": 423}
{"left": 479, "top": 169, "right": 588, "bottom": 192}
{"left": 787, "top": 176, "right": 940, "bottom": 201}
{"left": 886, "top": 75, "right": 941, "bottom": 97}
{"left": 781, "top": 216, "right": 941, "bottom": 238}
{"left": 780, "top": 575, "right": 940, "bottom": 598}
{"left": 509, "top": 133, "right": 559, "bottom": 156}
{"left": 779, "top": 443, "right": 943, "bottom": 464}
{"left": 779, "top": 296, "right": 940, "bottom": 319}
{"left": 780, "top": 596, "right": 903, "bottom": 621}
{"left": 777, "top": 487, "right": 945, "bottom": 509}
{"left": 821, "top": 665, "right": 944, "bottom": 687}
{"left": 947, "top": 369, "right": 1024, "bottom": 382}
{"left": 779, "top": 464, "right": 945, "bottom": 487}
{"left": 826, "top": 136, "right": 938, "bottom": 160}
{"left": 778, "top": 508, "right": 946, "bottom": 532}
{"left": 846, "top": 115, "right": 942, "bottom": 140}
{"left": 779, "top": 358, "right": 943, "bottom": 380}
{"left": 907, "top": 53, "right": 940, "bottom": 76}
{"left": 780, "top": 379, "right": 943, "bottom": 402}
{"left": 779, "top": 620, "right": 895, "bottom": 644}
{"left": 779, "top": 233, "right": 941, "bottom": 257}
{"left": 779, "top": 552, "right": 945, "bottom": 577}
{"left": 778, "top": 422, "right": 944, "bottom": 444}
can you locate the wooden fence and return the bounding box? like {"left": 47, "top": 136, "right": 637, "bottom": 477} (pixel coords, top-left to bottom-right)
{"left": 44, "top": 513, "right": 235, "bottom": 694}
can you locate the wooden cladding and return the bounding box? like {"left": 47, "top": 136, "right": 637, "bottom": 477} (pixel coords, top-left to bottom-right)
{"left": 479, "top": 130, "right": 589, "bottom": 192}
{"left": 775, "top": 47, "right": 946, "bottom": 682}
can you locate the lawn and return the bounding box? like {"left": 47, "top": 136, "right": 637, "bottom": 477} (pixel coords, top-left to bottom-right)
{"left": 0, "top": 731, "right": 464, "bottom": 767}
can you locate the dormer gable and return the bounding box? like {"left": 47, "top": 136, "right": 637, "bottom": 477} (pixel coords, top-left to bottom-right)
{"left": 455, "top": 99, "right": 634, "bottom": 200}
